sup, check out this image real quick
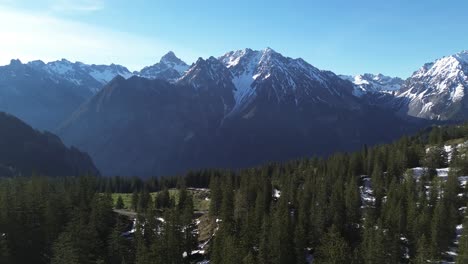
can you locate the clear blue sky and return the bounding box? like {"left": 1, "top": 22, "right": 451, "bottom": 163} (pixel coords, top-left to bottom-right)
{"left": 0, "top": 0, "right": 467, "bottom": 78}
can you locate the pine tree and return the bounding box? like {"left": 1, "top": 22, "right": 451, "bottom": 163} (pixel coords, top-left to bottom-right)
{"left": 457, "top": 217, "right": 468, "bottom": 264}
{"left": 180, "top": 194, "right": 198, "bottom": 260}
{"left": 115, "top": 195, "right": 125, "bottom": 209}
{"left": 131, "top": 191, "right": 139, "bottom": 211}
{"left": 414, "top": 234, "right": 430, "bottom": 264}
{"left": 361, "top": 219, "right": 387, "bottom": 264}
{"left": 209, "top": 175, "right": 222, "bottom": 217}
{"left": 51, "top": 232, "right": 80, "bottom": 264}
{"left": 294, "top": 218, "right": 307, "bottom": 264}
{"left": 344, "top": 176, "right": 361, "bottom": 244}
{"left": 430, "top": 198, "right": 452, "bottom": 259}
{"left": 315, "top": 225, "right": 350, "bottom": 264}
{"left": 270, "top": 191, "right": 294, "bottom": 264}
{"left": 107, "top": 217, "right": 132, "bottom": 264}
{"left": 155, "top": 187, "right": 171, "bottom": 209}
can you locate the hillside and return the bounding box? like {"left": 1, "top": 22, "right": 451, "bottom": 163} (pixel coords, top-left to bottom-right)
{"left": 0, "top": 112, "right": 99, "bottom": 177}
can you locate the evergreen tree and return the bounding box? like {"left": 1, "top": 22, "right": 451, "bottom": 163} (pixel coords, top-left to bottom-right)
{"left": 115, "top": 195, "right": 125, "bottom": 209}
{"left": 414, "top": 234, "right": 430, "bottom": 264}
{"left": 315, "top": 225, "right": 350, "bottom": 264}
{"left": 457, "top": 216, "right": 468, "bottom": 264}
{"left": 51, "top": 232, "right": 80, "bottom": 264}
{"left": 131, "top": 191, "right": 139, "bottom": 211}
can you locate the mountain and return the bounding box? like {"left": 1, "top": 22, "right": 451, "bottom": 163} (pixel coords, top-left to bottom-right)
{"left": 138, "top": 51, "right": 189, "bottom": 81}
{"left": 396, "top": 50, "right": 468, "bottom": 120}
{"left": 0, "top": 112, "right": 98, "bottom": 177}
{"left": 0, "top": 59, "right": 94, "bottom": 130}
{"left": 58, "top": 75, "right": 222, "bottom": 176}
{"left": 0, "top": 58, "right": 134, "bottom": 131}
{"left": 219, "top": 48, "right": 360, "bottom": 115}
{"left": 339, "top": 73, "right": 403, "bottom": 96}
{"left": 28, "top": 59, "right": 133, "bottom": 94}
{"left": 59, "top": 48, "right": 416, "bottom": 177}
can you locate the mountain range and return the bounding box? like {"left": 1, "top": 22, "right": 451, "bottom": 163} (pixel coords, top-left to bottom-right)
{"left": 1, "top": 48, "right": 468, "bottom": 176}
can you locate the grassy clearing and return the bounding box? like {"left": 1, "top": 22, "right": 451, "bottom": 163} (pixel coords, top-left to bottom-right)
{"left": 111, "top": 188, "right": 210, "bottom": 212}
{"left": 445, "top": 138, "right": 467, "bottom": 146}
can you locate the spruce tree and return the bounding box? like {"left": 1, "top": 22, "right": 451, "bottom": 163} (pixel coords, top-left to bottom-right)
{"left": 457, "top": 217, "right": 468, "bottom": 264}
{"left": 131, "top": 191, "right": 139, "bottom": 211}
{"left": 315, "top": 225, "right": 350, "bottom": 264}
{"left": 414, "top": 234, "right": 430, "bottom": 264}
{"left": 115, "top": 195, "right": 125, "bottom": 209}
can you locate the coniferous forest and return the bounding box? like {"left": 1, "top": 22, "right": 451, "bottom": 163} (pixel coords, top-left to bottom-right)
{"left": 1, "top": 124, "right": 468, "bottom": 264}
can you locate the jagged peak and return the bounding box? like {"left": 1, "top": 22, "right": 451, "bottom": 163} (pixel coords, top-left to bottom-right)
{"left": 412, "top": 51, "right": 468, "bottom": 79}
{"left": 194, "top": 57, "right": 206, "bottom": 65}
{"left": 262, "top": 47, "right": 278, "bottom": 54}
{"left": 160, "top": 51, "right": 187, "bottom": 65}
{"left": 28, "top": 60, "right": 46, "bottom": 67}
{"left": 9, "top": 59, "right": 22, "bottom": 66}
{"left": 187, "top": 56, "right": 226, "bottom": 73}
{"left": 454, "top": 50, "right": 468, "bottom": 64}
{"left": 59, "top": 58, "right": 72, "bottom": 64}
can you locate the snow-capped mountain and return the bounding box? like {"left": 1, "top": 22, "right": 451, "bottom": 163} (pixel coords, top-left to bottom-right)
{"left": 138, "top": 51, "right": 189, "bottom": 81}
{"left": 28, "top": 59, "right": 133, "bottom": 94}
{"left": 59, "top": 48, "right": 413, "bottom": 176}
{"left": 0, "top": 59, "right": 93, "bottom": 130}
{"left": 339, "top": 73, "right": 403, "bottom": 97}
{"left": 218, "top": 48, "right": 356, "bottom": 111}
{"left": 396, "top": 50, "right": 468, "bottom": 120}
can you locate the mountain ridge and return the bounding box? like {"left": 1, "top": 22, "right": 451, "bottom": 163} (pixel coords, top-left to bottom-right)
{"left": 57, "top": 48, "right": 419, "bottom": 177}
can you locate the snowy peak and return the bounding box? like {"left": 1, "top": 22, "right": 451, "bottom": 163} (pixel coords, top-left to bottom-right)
{"left": 340, "top": 73, "right": 403, "bottom": 97}
{"left": 412, "top": 52, "right": 467, "bottom": 81}
{"left": 26, "top": 59, "right": 133, "bottom": 93}
{"left": 217, "top": 48, "right": 355, "bottom": 112}
{"left": 397, "top": 50, "right": 468, "bottom": 120}
{"left": 160, "top": 51, "right": 185, "bottom": 66}
{"left": 137, "top": 51, "right": 189, "bottom": 81}
{"left": 82, "top": 63, "right": 133, "bottom": 85}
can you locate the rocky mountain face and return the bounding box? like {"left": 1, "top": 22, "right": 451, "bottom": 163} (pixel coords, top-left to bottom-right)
{"left": 0, "top": 112, "right": 98, "bottom": 177}
{"left": 28, "top": 59, "right": 133, "bottom": 94}
{"left": 339, "top": 73, "right": 403, "bottom": 96}
{"left": 341, "top": 51, "right": 468, "bottom": 121}
{"left": 0, "top": 59, "right": 92, "bottom": 130}
{"left": 138, "top": 51, "right": 189, "bottom": 81}
{"left": 395, "top": 51, "right": 468, "bottom": 120}
{"left": 219, "top": 48, "right": 360, "bottom": 115}
{"left": 4, "top": 48, "right": 468, "bottom": 177}
{"left": 58, "top": 48, "right": 416, "bottom": 177}
{"left": 0, "top": 53, "right": 189, "bottom": 131}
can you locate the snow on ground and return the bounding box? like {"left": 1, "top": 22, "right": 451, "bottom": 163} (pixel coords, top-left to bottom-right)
{"left": 359, "top": 175, "right": 375, "bottom": 206}
{"left": 408, "top": 164, "right": 467, "bottom": 263}
{"left": 183, "top": 250, "right": 205, "bottom": 258}
{"left": 410, "top": 167, "right": 468, "bottom": 186}
{"left": 360, "top": 168, "right": 466, "bottom": 263}
{"left": 273, "top": 188, "right": 281, "bottom": 199}
{"left": 445, "top": 145, "right": 454, "bottom": 162}
{"left": 122, "top": 218, "right": 137, "bottom": 237}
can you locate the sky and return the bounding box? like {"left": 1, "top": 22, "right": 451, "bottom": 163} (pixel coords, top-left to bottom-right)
{"left": 0, "top": 0, "right": 467, "bottom": 78}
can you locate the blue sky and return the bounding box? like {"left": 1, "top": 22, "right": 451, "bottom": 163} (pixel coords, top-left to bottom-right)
{"left": 0, "top": 0, "right": 467, "bottom": 78}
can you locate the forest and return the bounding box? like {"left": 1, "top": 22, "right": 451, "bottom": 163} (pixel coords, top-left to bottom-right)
{"left": 1, "top": 124, "right": 468, "bottom": 264}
